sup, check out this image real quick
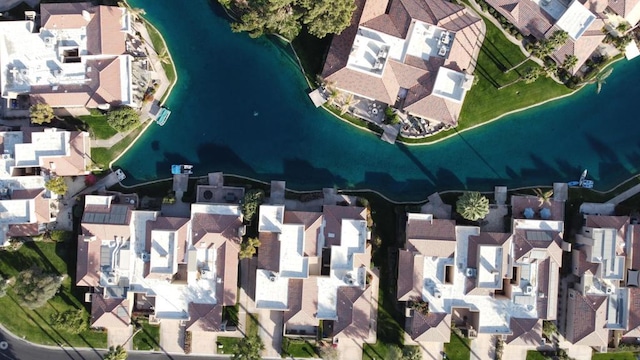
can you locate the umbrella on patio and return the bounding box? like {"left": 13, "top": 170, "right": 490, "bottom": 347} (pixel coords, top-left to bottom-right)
{"left": 524, "top": 207, "right": 535, "bottom": 219}
{"left": 540, "top": 208, "right": 551, "bottom": 219}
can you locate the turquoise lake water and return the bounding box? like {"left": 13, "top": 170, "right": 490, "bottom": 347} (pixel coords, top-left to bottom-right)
{"left": 119, "top": 0, "right": 640, "bottom": 201}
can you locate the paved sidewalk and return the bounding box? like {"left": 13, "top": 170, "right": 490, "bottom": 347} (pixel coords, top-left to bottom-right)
{"left": 606, "top": 182, "right": 640, "bottom": 204}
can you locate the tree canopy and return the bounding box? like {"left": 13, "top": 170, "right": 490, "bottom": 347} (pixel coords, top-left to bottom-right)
{"left": 232, "top": 333, "right": 264, "bottom": 360}
{"left": 456, "top": 191, "right": 490, "bottom": 222}
{"left": 30, "top": 103, "right": 55, "bottom": 125}
{"left": 104, "top": 345, "right": 128, "bottom": 360}
{"left": 45, "top": 176, "right": 68, "bottom": 196}
{"left": 50, "top": 310, "right": 88, "bottom": 334}
{"left": 106, "top": 106, "right": 140, "bottom": 132}
{"left": 242, "top": 189, "right": 265, "bottom": 222}
{"left": 14, "top": 267, "right": 62, "bottom": 309}
{"left": 227, "top": 0, "right": 356, "bottom": 40}
{"left": 239, "top": 237, "right": 261, "bottom": 259}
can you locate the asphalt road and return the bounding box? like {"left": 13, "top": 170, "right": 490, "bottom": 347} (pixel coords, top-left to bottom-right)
{"left": 0, "top": 327, "right": 227, "bottom": 360}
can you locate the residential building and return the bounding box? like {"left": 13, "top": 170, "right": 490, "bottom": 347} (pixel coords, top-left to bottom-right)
{"left": 321, "top": 0, "right": 485, "bottom": 127}
{"left": 0, "top": 2, "right": 136, "bottom": 109}
{"left": 76, "top": 184, "right": 244, "bottom": 352}
{"left": 254, "top": 202, "right": 379, "bottom": 350}
{"left": 566, "top": 215, "right": 640, "bottom": 352}
{"left": 484, "top": 0, "right": 628, "bottom": 73}
{"left": 397, "top": 192, "right": 567, "bottom": 354}
{"left": 0, "top": 127, "right": 89, "bottom": 245}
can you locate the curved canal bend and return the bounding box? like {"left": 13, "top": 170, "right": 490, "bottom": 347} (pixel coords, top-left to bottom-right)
{"left": 118, "top": 0, "right": 640, "bottom": 202}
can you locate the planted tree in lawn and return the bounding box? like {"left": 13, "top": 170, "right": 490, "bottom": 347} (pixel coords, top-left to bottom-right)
{"left": 107, "top": 106, "right": 140, "bottom": 132}
{"left": 29, "top": 103, "right": 55, "bottom": 124}
{"left": 14, "top": 267, "right": 62, "bottom": 309}
{"left": 0, "top": 275, "right": 7, "bottom": 298}
{"left": 562, "top": 55, "right": 578, "bottom": 72}
{"left": 456, "top": 191, "right": 490, "bottom": 221}
{"left": 231, "top": 333, "right": 264, "bottom": 360}
{"left": 50, "top": 309, "right": 88, "bottom": 334}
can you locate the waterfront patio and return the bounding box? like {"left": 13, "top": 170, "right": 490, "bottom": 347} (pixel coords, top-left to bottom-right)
{"left": 400, "top": 115, "right": 449, "bottom": 138}
{"left": 351, "top": 99, "right": 385, "bottom": 124}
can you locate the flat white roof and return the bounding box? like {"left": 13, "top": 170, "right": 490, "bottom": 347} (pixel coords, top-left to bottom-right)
{"left": 85, "top": 194, "right": 113, "bottom": 206}
{"left": 405, "top": 22, "right": 452, "bottom": 61}
{"left": 278, "top": 224, "right": 309, "bottom": 278}
{"left": 330, "top": 219, "right": 366, "bottom": 270}
{"left": 258, "top": 204, "right": 284, "bottom": 233}
{"left": 513, "top": 219, "right": 564, "bottom": 232}
{"left": 150, "top": 230, "right": 178, "bottom": 275}
{"left": 255, "top": 269, "right": 289, "bottom": 310}
{"left": 14, "top": 129, "right": 70, "bottom": 167}
{"left": 477, "top": 245, "right": 502, "bottom": 289}
{"left": 532, "top": 0, "right": 567, "bottom": 20}
{"left": 432, "top": 67, "right": 472, "bottom": 103}
{"left": 317, "top": 276, "right": 339, "bottom": 319}
{"left": 0, "top": 198, "right": 34, "bottom": 224}
{"left": 347, "top": 34, "right": 390, "bottom": 77}
{"left": 556, "top": 0, "right": 596, "bottom": 40}
{"left": 625, "top": 40, "right": 640, "bottom": 60}
{"left": 191, "top": 203, "right": 241, "bottom": 217}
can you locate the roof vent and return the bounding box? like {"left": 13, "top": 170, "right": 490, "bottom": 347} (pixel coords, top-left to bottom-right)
{"left": 606, "top": 286, "right": 615, "bottom": 294}
{"left": 524, "top": 285, "right": 533, "bottom": 295}
{"left": 269, "top": 272, "right": 277, "bottom": 282}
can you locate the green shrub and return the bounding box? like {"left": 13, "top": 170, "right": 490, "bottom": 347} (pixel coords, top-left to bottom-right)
{"left": 50, "top": 310, "right": 88, "bottom": 334}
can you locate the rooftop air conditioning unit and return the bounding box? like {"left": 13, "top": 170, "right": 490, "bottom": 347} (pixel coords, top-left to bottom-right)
{"left": 269, "top": 272, "right": 277, "bottom": 282}
{"left": 106, "top": 276, "right": 116, "bottom": 285}
{"left": 524, "top": 285, "right": 533, "bottom": 295}
{"left": 606, "top": 287, "right": 615, "bottom": 294}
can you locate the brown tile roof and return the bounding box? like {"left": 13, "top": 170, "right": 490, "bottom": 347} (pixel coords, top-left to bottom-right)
{"left": 191, "top": 213, "right": 242, "bottom": 248}
{"left": 284, "top": 277, "right": 319, "bottom": 327}
{"left": 565, "top": 289, "right": 608, "bottom": 346}
{"left": 186, "top": 303, "right": 223, "bottom": 332}
{"left": 404, "top": 91, "right": 462, "bottom": 125}
{"left": 86, "top": 57, "right": 124, "bottom": 108}
{"left": 257, "top": 232, "right": 280, "bottom": 272}
{"left": 321, "top": 0, "right": 366, "bottom": 79}
{"left": 91, "top": 295, "right": 130, "bottom": 328}
{"left": 217, "top": 241, "right": 239, "bottom": 306}
{"left": 76, "top": 235, "right": 101, "bottom": 287}
{"left": 361, "top": 0, "right": 391, "bottom": 24}
{"left": 397, "top": 251, "right": 424, "bottom": 301}
{"left": 388, "top": 61, "right": 430, "bottom": 89}
{"left": 283, "top": 210, "right": 323, "bottom": 257}
{"left": 7, "top": 223, "right": 40, "bottom": 237}
{"left": 506, "top": 318, "right": 542, "bottom": 345}
{"left": 625, "top": 288, "right": 640, "bottom": 336}
{"left": 400, "top": 0, "right": 464, "bottom": 25}
{"left": 40, "top": 131, "right": 90, "bottom": 176}
{"left": 572, "top": 248, "right": 599, "bottom": 276}
{"left": 362, "top": 15, "right": 404, "bottom": 37}
{"left": 40, "top": 2, "right": 94, "bottom": 29}
{"left": 511, "top": 195, "right": 564, "bottom": 221}
{"left": 322, "top": 205, "right": 367, "bottom": 247}
{"left": 406, "top": 217, "right": 456, "bottom": 241}
{"left": 631, "top": 224, "right": 640, "bottom": 270}
{"left": 485, "top": 0, "right": 554, "bottom": 37}
{"left": 607, "top": 0, "right": 640, "bottom": 19}
{"left": 441, "top": 14, "right": 485, "bottom": 72}
{"left": 388, "top": 0, "right": 413, "bottom": 37}
{"left": 333, "top": 285, "right": 374, "bottom": 340}
{"left": 512, "top": 228, "right": 563, "bottom": 264}
{"left": 410, "top": 312, "right": 452, "bottom": 342}
{"left": 536, "top": 258, "right": 551, "bottom": 319}
{"left": 29, "top": 89, "right": 92, "bottom": 108}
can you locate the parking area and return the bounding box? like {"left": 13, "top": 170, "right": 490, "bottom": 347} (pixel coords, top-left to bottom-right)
{"left": 160, "top": 320, "right": 185, "bottom": 354}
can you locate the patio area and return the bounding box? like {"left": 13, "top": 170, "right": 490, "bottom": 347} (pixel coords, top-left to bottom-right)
{"left": 350, "top": 99, "right": 385, "bottom": 124}
{"left": 400, "top": 115, "right": 450, "bottom": 138}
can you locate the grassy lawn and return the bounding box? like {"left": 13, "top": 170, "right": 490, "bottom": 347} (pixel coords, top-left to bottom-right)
{"left": 216, "top": 336, "right": 241, "bottom": 354}
{"left": 132, "top": 318, "right": 160, "bottom": 351}
{"left": 444, "top": 331, "right": 471, "bottom": 360}
{"left": 143, "top": 20, "right": 176, "bottom": 103}
{"left": 91, "top": 123, "right": 147, "bottom": 168}
{"left": 527, "top": 350, "right": 550, "bottom": 360}
{"left": 592, "top": 352, "right": 637, "bottom": 360}
{"left": 0, "top": 241, "right": 107, "bottom": 348}
{"left": 282, "top": 338, "right": 319, "bottom": 358}
{"left": 78, "top": 113, "right": 117, "bottom": 140}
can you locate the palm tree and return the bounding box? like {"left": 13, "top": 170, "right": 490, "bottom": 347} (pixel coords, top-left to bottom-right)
{"left": 339, "top": 93, "right": 359, "bottom": 115}
{"left": 499, "top": 67, "right": 540, "bottom": 89}
{"left": 543, "top": 63, "right": 557, "bottom": 78}
{"left": 326, "top": 87, "right": 340, "bottom": 107}
{"left": 118, "top": 1, "right": 146, "bottom": 21}
{"left": 562, "top": 54, "right": 578, "bottom": 72}
{"left": 506, "top": 31, "right": 567, "bottom": 73}
{"left": 104, "top": 345, "right": 127, "bottom": 360}
{"left": 456, "top": 191, "right": 490, "bottom": 222}
{"left": 585, "top": 67, "right": 613, "bottom": 94}
{"left": 157, "top": 49, "right": 171, "bottom": 64}
{"left": 533, "top": 188, "right": 554, "bottom": 206}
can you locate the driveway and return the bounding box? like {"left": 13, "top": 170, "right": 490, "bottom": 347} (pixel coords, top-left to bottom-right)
{"left": 257, "top": 310, "right": 283, "bottom": 358}
{"left": 470, "top": 334, "right": 495, "bottom": 360}
{"left": 107, "top": 326, "right": 133, "bottom": 350}
{"left": 502, "top": 344, "right": 529, "bottom": 359}
{"left": 338, "top": 337, "right": 363, "bottom": 360}
{"left": 190, "top": 331, "right": 216, "bottom": 355}
{"left": 418, "top": 341, "right": 443, "bottom": 360}
{"left": 159, "top": 320, "right": 184, "bottom": 354}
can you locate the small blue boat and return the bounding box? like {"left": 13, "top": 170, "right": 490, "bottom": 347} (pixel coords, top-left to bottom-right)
{"left": 155, "top": 107, "right": 171, "bottom": 126}
{"left": 171, "top": 164, "right": 193, "bottom": 175}
{"left": 568, "top": 169, "right": 594, "bottom": 189}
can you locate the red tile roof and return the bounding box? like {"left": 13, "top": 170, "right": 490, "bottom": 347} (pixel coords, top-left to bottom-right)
{"left": 409, "top": 311, "right": 452, "bottom": 342}
{"left": 91, "top": 295, "right": 130, "bottom": 329}
{"left": 506, "top": 318, "right": 542, "bottom": 345}
{"left": 397, "top": 250, "right": 424, "bottom": 301}
{"left": 257, "top": 232, "right": 280, "bottom": 272}
{"left": 284, "top": 277, "right": 319, "bottom": 327}
{"left": 191, "top": 213, "right": 242, "bottom": 248}
{"left": 40, "top": 2, "right": 94, "bottom": 29}
{"left": 565, "top": 290, "right": 608, "bottom": 346}
{"left": 40, "top": 131, "right": 90, "bottom": 176}
{"left": 625, "top": 288, "right": 640, "bottom": 337}
{"left": 284, "top": 210, "right": 323, "bottom": 257}
{"left": 186, "top": 303, "right": 223, "bottom": 332}
{"left": 322, "top": 205, "right": 367, "bottom": 247}
{"left": 485, "top": 0, "right": 554, "bottom": 37}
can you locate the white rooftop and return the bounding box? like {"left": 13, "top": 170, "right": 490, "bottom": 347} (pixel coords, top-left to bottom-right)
{"left": 14, "top": 128, "right": 69, "bottom": 168}
{"left": 278, "top": 224, "right": 309, "bottom": 278}
{"left": 255, "top": 269, "right": 289, "bottom": 310}
{"left": 149, "top": 230, "right": 178, "bottom": 275}
{"left": 556, "top": 0, "right": 596, "bottom": 40}
{"left": 405, "top": 22, "right": 452, "bottom": 60}
{"left": 258, "top": 204, "right": 284, "bottom": 233}
{"left": 432, "top": 67, "right": 473, "bottom": 103}
{"left": 478, "top": 245, "right": 503, "bottom": 289}
{"left": 191, "top": 203, "right": 241, "bottom": 217}
{"left": 0, "top": 198, "right": 34, "bottom": 224}
{"left": 532, "top": 0, "right": 567, "bottom": 20}
{"left": 625, "top": 40, "right": 640, "bottom": 60}
{"left": 513, "top": 218, "right": 564, "bottom": 232}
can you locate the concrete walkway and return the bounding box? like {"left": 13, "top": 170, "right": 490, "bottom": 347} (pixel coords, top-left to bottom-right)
{"left": 470, "top": 334, "right": 495, "bottom": 360}
{"left": 606, "top": 182, "right": 640, "bottom": 204}
{"left": 91, "top": 128, "right": 136, "bottom": 148}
